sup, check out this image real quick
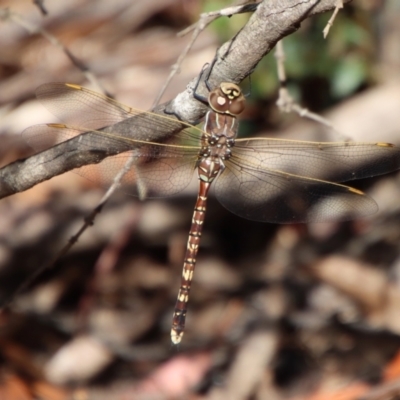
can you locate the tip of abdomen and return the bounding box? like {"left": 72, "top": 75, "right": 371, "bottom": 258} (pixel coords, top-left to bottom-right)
{"left": 171, "top": 328, "right": 184, "bottom": 345}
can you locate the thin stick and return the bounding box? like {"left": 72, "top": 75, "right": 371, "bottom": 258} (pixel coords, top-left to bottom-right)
{"left": 275, "top": 41, "right": 332, "bottom": 128}
{"left": 77, "top": 210, "right": 138, "bottom": 327}
{"left": 323, "top": 0, "right": 343, "bottom": 38}
{"left": 152, "top": 1, "right": 260, "bottom": 107}
{"left": 274, "top": 40, "right": 349, "bottom": 140}
{"left": 178, "top": 1, "right": 260, "bottom": 37}
{"left": 32, "top": 0, "right": 48, "bottom": 16}
{"left": 0, "top": 8, "right": 109, "bottom": 96}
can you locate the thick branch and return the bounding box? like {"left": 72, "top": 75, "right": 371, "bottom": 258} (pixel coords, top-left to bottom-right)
{"left": 0, "top": 0, "right": 350, "bottom": 200}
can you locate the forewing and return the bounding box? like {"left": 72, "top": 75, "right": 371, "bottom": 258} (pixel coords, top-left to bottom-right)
{"left": 34, "top": 83, "right": 203, "bottom": 142}
{"left": 234, "top": 138, "right": 400, "bottom": 183}
{"left": 215, "top": 157, "right": 377, "bottom": 223}
{"left": 36, "top": 83, "right": 135, "bottom": 128}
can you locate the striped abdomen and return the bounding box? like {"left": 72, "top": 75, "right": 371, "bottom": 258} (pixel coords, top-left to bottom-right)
{"left": 171, "top": 179, "right": 210, "bottom": 344}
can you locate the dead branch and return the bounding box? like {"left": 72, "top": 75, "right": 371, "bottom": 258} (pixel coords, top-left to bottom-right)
{"left": 0, "top": 0, "right": 351, "bottom": 201}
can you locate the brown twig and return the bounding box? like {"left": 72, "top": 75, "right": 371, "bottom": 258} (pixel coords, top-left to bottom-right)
{"left": 323, "top": 0, "right": 343, "bottom": 38}
{"left": 0, "top": 8, "right": 109, "bottom": 96}
{"left": 178, "top": 1, "right": 260, "bottom": 37}
{"left": 77, "top": 209, "right": 139, "bottom": 328}
{"left": 32, "top": 0, "right": 48, "bottom": 16}
{"left": 274, "top": 40, "right": 350, "bottom": 140}
{"left": 274, "top": 40, "right": 333, "bottom": 128}
{"left": 153, "top": 1, "right": 261, "bottom": 107}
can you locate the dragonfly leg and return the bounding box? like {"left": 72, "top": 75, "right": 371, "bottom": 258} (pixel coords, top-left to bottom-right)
{"left": 193, "top": 61, "right": 215, "bottom": 105}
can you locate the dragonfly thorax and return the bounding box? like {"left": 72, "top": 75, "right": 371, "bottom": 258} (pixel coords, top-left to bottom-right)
{"left": 197, "top": 132, "right": 233, "bottom": 183}
{"left": 197, "top": 84, "right": 242, "bottom": 184}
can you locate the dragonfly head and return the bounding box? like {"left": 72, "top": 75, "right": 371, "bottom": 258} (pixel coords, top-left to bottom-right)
{"left": 208, "top": 82, "right": 245, "bottom": 116}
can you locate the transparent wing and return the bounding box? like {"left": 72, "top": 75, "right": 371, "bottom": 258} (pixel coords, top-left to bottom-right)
{"left": 234, "top": 138, "right": 400, "bottom": 183}
{"left": 23, "top": 84, "right": 206, "bottom": 197}
{"left": 35, "top": 83, "right": 202, "bottom": 139}
{"left": 215, "top": 156, "right": 378, "bottom": 223}
{"left": 23, "top": 123, "right": 200, "bottom": 197}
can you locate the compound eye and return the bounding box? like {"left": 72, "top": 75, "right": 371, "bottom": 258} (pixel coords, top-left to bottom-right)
{"left": 229, "top": 97, "right": 245, "bottom": 115}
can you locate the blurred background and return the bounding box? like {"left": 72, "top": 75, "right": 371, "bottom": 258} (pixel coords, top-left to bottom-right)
{"left": 1, "top": 0, "right": 400, "bottom": 399}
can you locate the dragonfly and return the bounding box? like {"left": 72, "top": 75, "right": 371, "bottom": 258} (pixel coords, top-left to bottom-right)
{"left": 23, "top": 80, "right": 400, "bottom": 344}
